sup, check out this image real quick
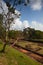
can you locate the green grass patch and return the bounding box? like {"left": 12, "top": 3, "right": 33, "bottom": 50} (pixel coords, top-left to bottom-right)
{"left": 17, "top": 41, "right": 43, "bottom": 55}
{"left": 0, "top": 43, "right": 43, "bottom": 65}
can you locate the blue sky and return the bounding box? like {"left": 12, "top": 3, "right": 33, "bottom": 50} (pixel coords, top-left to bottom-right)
{"left": 1, "top": 0, "right": 43, "bottom": 31}
{"left": 3, "top": 0, "right": 43, "bottom": 22}
{"left": 20, "top": 5, "right": 43, "bottom": 23}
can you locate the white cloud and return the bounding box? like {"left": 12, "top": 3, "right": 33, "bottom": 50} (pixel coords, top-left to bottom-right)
{"left": 10, "top": 18, "right": 23, "bottom": 30}
{"left": 15, "top": 10, "right": 21, "bottom": 16}
{"left": 23, "top": 20, "right": 29, "bottom": 28}
{"left": 10, "top": 19, "right": 29, "bottom": 30}
{"left": 0, "top": 0, "right": 8, "bottom": 14}
{"left": 30, "top": 0, "right": 42, "bottom": 10}
{"left": 10, "top": 19, "right": 43, "bottom": 31}
{"left": 31, "top": 21, "right": 43, "bottom": 31}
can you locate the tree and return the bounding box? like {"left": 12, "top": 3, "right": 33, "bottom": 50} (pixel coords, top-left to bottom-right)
{"left": 0, "top": 14, "right": 5, "bottom": 40}
{"left": 0, "top": 1, "right": 20, "bottom": 52}
{"left": 23, "top": 27, "right": 35, "bottom": 40}
{"left": 8, "top": 30, "right": 23, "bottom": 40}
{"left": 0, "top": 14, "right": 3, "bottom": 24}
{"left": 0, "top": 0, "right": 29, "bottom": 52}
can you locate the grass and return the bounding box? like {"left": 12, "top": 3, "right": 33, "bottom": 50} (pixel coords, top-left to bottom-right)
{"left": 0, "top": 42, "right": 43, "bottom": 65}
{"left": 16, "top": 41, "right": 38, "bottom": 48}
{"left": 17, "top": 41, "right": 29, "bottom": 47}
{"left": 17, "top": 41, "right": 43, "bottom": 54}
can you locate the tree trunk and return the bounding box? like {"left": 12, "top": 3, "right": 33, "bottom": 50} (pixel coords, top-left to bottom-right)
{"left": 1, "top": 12, "right": 10, "bottom": 53}
{"left": 1, "top": 31, "right": 8, "bottom": 52}
{"left": 1, "top": 43, "right": 7, "bottom": 52}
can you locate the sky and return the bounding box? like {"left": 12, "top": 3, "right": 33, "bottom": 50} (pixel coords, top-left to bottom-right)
{"left": 0, "top": 0, "right": 43, "bottom": 31}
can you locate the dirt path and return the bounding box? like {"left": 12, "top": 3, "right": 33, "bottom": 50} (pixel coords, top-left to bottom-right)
{"left": 12, "top": 45, "right": 43, "bottom": 64}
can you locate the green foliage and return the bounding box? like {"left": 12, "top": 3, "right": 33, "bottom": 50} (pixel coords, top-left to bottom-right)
{"left": 8, "top": 7, "right": 15, "bottom": 13}
{"left": 35, "top": 30, "right": 43, "bottom": 39}
{"left": 8, "top": 30, "right": 22, "bottom": 39}
{"left": 23, "top": 28, "right": 35, "bottom": 40}
{"left": 18, "top": 0, "right": 22, "bottom": 5}
{"left": 23, "top": 27, "right": 43, "bottom": 41}
{"left": 0, "top": 43, "right": 42, "bottom": 65}
{"left": 8, "top": 30, "right": 16, "bottom": 39}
